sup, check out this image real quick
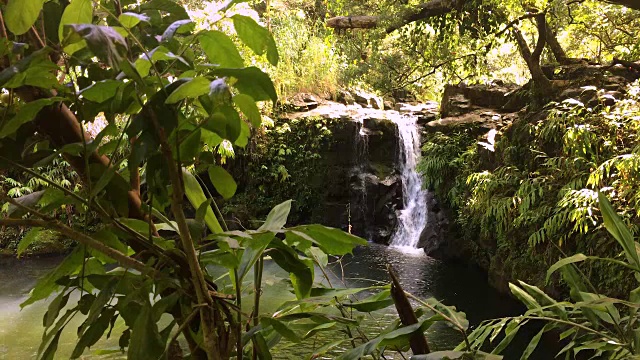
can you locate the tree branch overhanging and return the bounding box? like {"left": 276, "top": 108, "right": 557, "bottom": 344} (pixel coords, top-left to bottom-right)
{"left": 326, "top": 0, "right": 464, "bottom": 33}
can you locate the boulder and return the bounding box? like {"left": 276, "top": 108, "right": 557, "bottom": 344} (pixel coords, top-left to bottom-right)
{"left": 425, "top": 111, "right": 516, "bottom": 134}
{"left": 440, "top": 83, "right": 519, "bottom": 117}
{"left": 336, "top": 89, "right": 355, "bottom": 105}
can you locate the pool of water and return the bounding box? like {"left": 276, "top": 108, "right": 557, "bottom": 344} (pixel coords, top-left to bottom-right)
{"left": 0, "top": 244, "right": 556, "bottom": 359}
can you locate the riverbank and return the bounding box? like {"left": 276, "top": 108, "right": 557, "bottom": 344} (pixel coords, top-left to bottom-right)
{"left": 418, "top": 64, "right": 640, "bottom": 298}
{"left": 0, "top": 227, "right": 74, "bottom": 257}
{"left": 0, "top": 243, "right": 556, "bottom": 359}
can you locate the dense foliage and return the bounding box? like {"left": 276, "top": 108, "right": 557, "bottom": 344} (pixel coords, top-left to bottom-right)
{"left": 419, "top": 80, "right": 640, "bottom": 295}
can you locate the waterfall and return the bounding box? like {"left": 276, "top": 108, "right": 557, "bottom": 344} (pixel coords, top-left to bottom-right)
{"left": 389, "top": 115, "right": 428, "bottom": 251}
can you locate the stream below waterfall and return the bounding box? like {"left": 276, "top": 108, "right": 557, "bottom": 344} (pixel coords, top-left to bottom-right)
{"left": 0, "top": 245, "right": 555, "bottom": 359}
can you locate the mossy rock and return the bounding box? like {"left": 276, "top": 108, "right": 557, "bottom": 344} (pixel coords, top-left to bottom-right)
{"left": 0, "top": 228, "right": 74, "bottom": 256}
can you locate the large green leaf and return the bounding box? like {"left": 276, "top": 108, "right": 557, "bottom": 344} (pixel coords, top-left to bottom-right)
{"left": 71, "top": 308, "right": 115, "bottom": 359}
{"left": 203, "top": 105, "right": 242, "bottom": 142}
{"left": 22, "top": 247, "right": 84, "bottom": 307}
{"left": 182, "top": 169, "right": 223, "bottom": 233}
{"left": 43, "top": 291, "right": 70, "bottom": 328}
{"left": 5, "top": 0, "right": 46, "bottom": 35}
{"left": 237, "top": 232, "right": 273, "bottom": 283}
{"left": 343, "top": 289, "right": 394, "bottom": 312}
{"left": 233, "top": 94, "right": 262, "bottom": 127}
{"left": 118, "top": 12, "right": 150, "bottom": 29}
{"left": 269, "top": 240, "right": 313, "bottom": 298}
{"left": 59, "top": 0, "right": 93, "bottom": 42}
{"left": 0, "top": 98, "right": 63, "bottom": 138}
{"left": 199, "top": 30, "right": 244, "bottom": 68}
{"left": 64, "top": 24, "right": 128, "bottom": 69}
{"left": 598, "top": 192, "right": 640, "bottom": 270}
{"left": 211, "top": 67, "right": 277, "bottom": 103}
{"left": 261, "top": 317, "right": 300, "bottom": 343}
{"left": 336, "top": 321, "right": 428, "bottom": 360}
{"left": 127, "top": 302, "right": 164, "bottom": 360}
{"left": 232, "top": 15, "right": 278, "bottom": 66}
{"left": 81, "top": 80, "right": 122, "bottom": 103}
{"left": 17, "top": 227, "right": 43, "bottom": 257}
{"left": 258, "top": 200, "right": 292, "bottom": 231}
{"left": 287, "top": 225, "right": 367, "bottom": 256}
{"left": 165, "top": 77, "right": 210, "bottom": 104}
{"left": 208, "top": 165, "right": 237, "bottom": 199}
{"left": 546, "top": 253, "right": 587, "bottom": 284}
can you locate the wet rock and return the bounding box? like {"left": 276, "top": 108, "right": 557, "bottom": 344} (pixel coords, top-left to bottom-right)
{"left": 559, "top": 86, "right": 597, "bottom": 104}
{"left": 336, "top": 89, "right": 355, "bottom": 105}
{"left": 418, "top": 192, "right": 450, "bottom": 256}
{"left": 354, "top": 92, "right": 369, "bottom": 107}
{"left": 425, "top": 111, "right": 515, "bottom": 135}
{"left": 440, "top": 83, "right": 519, "bottom": 117}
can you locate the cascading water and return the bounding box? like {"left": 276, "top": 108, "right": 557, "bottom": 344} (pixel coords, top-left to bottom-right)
{"left": 389, "top": 115, "right": 428, "bottom": 251}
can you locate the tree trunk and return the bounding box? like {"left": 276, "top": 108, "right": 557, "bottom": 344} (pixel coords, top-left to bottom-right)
{"left": 544, "top": 24, "right": 570, "bottom": 64}
{"left": 512, "top": 14, "right": 552, "bottom": 95}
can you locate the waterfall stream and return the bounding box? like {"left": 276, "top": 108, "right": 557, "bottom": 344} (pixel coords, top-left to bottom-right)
{"left": 389, "top": 115, "right": 428, "bottom": 251}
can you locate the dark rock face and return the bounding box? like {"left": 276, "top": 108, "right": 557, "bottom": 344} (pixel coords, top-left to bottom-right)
{"left": 263, "top": 104, "right": 403, "bottom": 244}
{"left": 349, "top": 118, "right": 402, "bottom": 244}
{"left": 440, "top": 82, "right": 520, "bottom": 118}
{"left": 418, "top": 191, "right": 450, "bottom": 257}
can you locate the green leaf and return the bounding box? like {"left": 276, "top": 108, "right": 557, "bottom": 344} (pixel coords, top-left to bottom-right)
{"left": 118, "top": 12, "right": 150, "bottom": 29}
{"left": 208, "top": 165, "right": 237, "bottom": 199}
{"left": 177, "top": 128, "right": 201, "bottom": 164}
{"left": 211, "top": 67, "right": 277, "bottom": 103}
{"left": 259, "top": 200, "right": 291, "bottom": 231}
{"left": 237, "top": 232, "right": 274, "bottom": 282}
{"left": 139, "top": 0, "right": 189, "bottom": 21}
{"left": 199, "top": 30, "right": 244, "bottom": 68}
{"left": 251, "top": 332, "right": 272, "bottom": 360}
{"left": 546, "top": 253, "right": 587, "bottom": 284}
{"left": 287, "top": 225, "right": 367, "bottom": 256}
{"left": 413, "top": 351, "right": 503, "bottom": 360}
{"left": 165, "top": 77, "right": 211, "bottom": 104}
{"left": 89, "top": 166, "right": 117, "bottom": 198}
{"left": 232, "top": 15, "right": 278, "bottom": 66}
{"left": 64, "top": 24, "right": 128, "bottom": 69}
{"left": 59, "top": 0, "right": 93, "bottom": 42}
{"left": 71, "top": 308, "right": 115, "bottom": 359}
{"left": 261, "top": 317, "right": 300, "bottom": 343}
{"left": 81, "top": 80, "right": 122, "bottom": 103}
{"left": 269, "top": 240, "right": 313, "bottom": 298}
{"left": 22, "top": 247, "right": 84, "bottom": 308}
{"left": 337, "top": 321, "right": 427, "bottom": 360}
{"left": 233, "top": 94, "right": 262, "bottom": 127}
{"left": 17, "top": 227, "right": 43, "bottom": 257}
{"left": 344, "top": 290, "right": 395, "bottom": 312}
{"left": 204, "top": 105, "right": 242, "bottom": 142}
{"left": 40, "top": 329, "right": 64, "bottom": 360}
{"left": 509, "top": 283, "right": 539, "bottom": 310}
{"left": 520, "top": 326, "right": 546, "bottom": 360}
{"left": 127, "top": 303, "right": 164, "bottom": 360}
{"left": 598, "top": 192, "right": 640, "bottom": 269}
{"left": 43, "top": 291, "right": 70, "bottom": 328}
{"left": 492, "top": 319, "right": 524, "bottom": 354}
{"left": 310, "top": 339, "right": 349, "bottom": 359}
{"left": 5, "top": 0, "right": 46, "bottom": 35}
{"left": 0, "top": 98, "right": 63, "bottom": 138}
{"left": 161, "top": 19, "right": 194, "bottom": 42}
{"left": 182, "top": 169, "right": 223, "bottom": 233}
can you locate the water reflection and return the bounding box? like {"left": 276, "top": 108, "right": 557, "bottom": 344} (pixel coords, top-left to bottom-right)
{"left": 0, "top": 245, "right": 556, "bottom": 359}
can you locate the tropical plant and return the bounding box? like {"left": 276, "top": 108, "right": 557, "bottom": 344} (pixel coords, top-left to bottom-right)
{"left": 0, "top": 1, "right": 488, "bottom": 359}
{"left": 467, "top": 193, "right": 640, "bottom": 359}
